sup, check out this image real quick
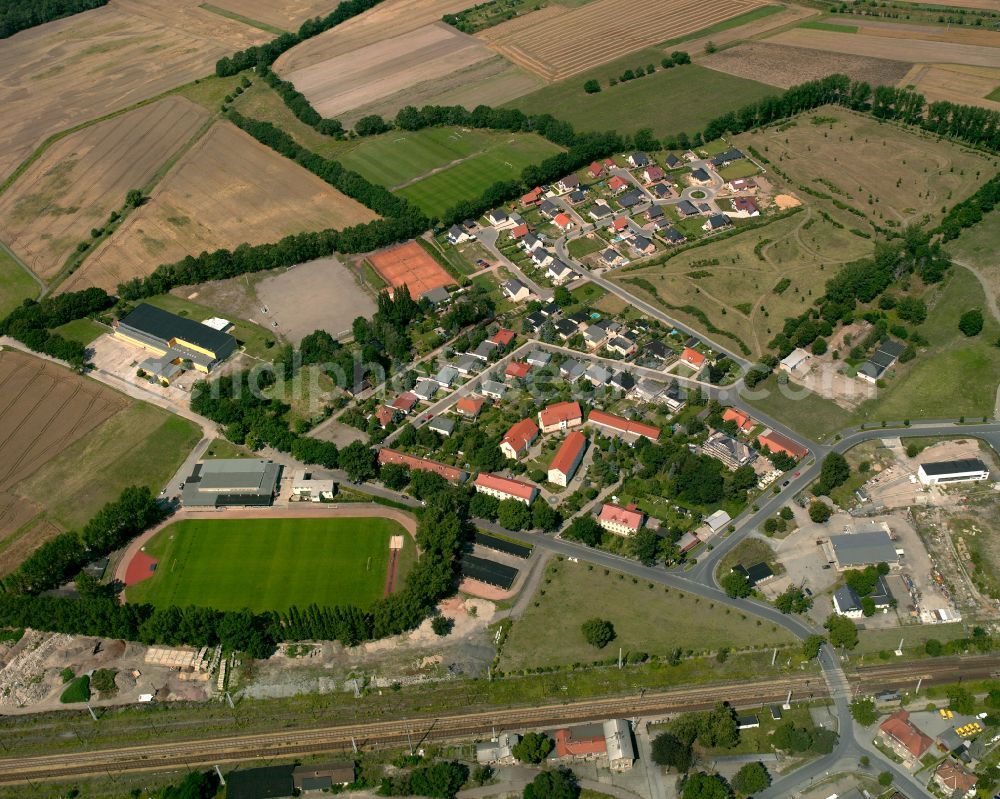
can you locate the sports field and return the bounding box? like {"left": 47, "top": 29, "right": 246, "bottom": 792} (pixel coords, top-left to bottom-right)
{"left": 126, "top": 517, "right": 413, "bottom": 612}
{"left": 395, "top": 134, "right": 562, "bottom": 220}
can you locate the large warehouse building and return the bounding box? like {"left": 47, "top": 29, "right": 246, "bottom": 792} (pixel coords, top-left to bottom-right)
{"left": 917, "top": 458, "right": 990, "bottom": 486}
{"left": 114, "top": 302, "right": 237, "bottom": 376}
{"left": 829, "top": 530, "right": 900, "bottom": 570}
{"left": 181, "top": 459, "right": 281, "bottom": 508}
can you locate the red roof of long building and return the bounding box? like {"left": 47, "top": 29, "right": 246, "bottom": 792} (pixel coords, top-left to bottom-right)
{"left": 879, "top": 710, "right": 932, "bottom": 758}
{"left": 554, "top": 728, "right": 607, "bottom": 758}
{"left": 599, "top": 502, "right": 644, "bottom": 531}
{"left": 549, "top": 431, "right": 586, "bottom": 477}
{"left": 757, "top": 429, "right": 808, "bottom": 460}
{"left": 377, "top": 449, "right": 467, "bottom": 483}
{"left": 474, "top": 473, "right": 537, "bottom": 501}
{"left": 539, "top": 400, "right": 582, "bottom": 428}
{"left": 502, "top": 418, "right": 538, "bottom": 454}
{"left": 586, "top": 410, "right": 660, "bottom": 442}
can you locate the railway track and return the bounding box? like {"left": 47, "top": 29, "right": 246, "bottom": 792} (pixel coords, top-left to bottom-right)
{"left": 2, "top": 655, "right": 995, "bottom": 785}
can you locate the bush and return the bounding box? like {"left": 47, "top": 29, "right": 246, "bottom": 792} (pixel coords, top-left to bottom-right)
{"left": 60, "top": 675, "right": 91, "bottom": 704}
{"left": 733, "top": 761, "right": 770, "bottom": 794}
{"left": 581, "top": 617, "right": 616, "bottom": 648}
{"left": 808, "top": 501, "right": 831, "bottom": 523}
{"left": 512, "top": 732, "right": 554, "bottom": 764}
{"left": 431, "top": 616, "right": 452, "bottom": 636}
{"left": 651, "top": 731, "right": 692, "bottom": 772}
{"left": 959, "top": 308, "right": 984, "bottom": 336}
{"left": 850, "top": 697, "right": 878, "bottom": 725}
{"left": 583, "top": 79, "right": 601, "bottom": 93}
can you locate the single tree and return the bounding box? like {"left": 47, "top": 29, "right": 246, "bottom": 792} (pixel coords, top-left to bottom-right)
{"left": 583, "top": 79, "right": 601, "bottom": 94}
{"left": 523, "top": 767, "right": 578, "bottom": 799}
{"left": 824, "top": 614, "right": 858, "bottom": 650}
{"left": 850, "top": 697, "right": 878, "bottom": 726}
{"left": 721, "top": 570, "right": 752, "bottom": 598}
{"left": 682, "top": 771, "right": 732, "bottom": 799}
{"left": 651, "top": 731, "right": 693, "bottom": 772}
{"left": 581, "top": 618, "right": 616, "bottom": 649}
{"left": 808, "top": 501, "right": 831, "bottom": 523}
{"left": 732, "top": 761, "right": 770, "bottom": 795}
{"left": 802, "top": 634, "right": 824, "bottom": 660}
{"left": 512, "top": 732, "right": 554, "bottom": 764}
{"left": 431, "top": 616, "right": 452, "bottom": 636}
{"left": 959, "top": 308, "right": 984, "bottom": 337}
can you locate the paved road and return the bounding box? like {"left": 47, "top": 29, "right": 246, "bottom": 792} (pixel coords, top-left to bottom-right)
{"left": 477, "top": 228, "right": 553, "bottom": 300}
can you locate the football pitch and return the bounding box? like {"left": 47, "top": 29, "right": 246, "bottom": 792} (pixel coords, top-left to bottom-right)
{"left": 126, "top": 517, "right": 413, "bottom": 612}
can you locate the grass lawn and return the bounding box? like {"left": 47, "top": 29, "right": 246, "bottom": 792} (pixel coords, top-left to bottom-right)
{"left": 143, "top": 294, "right": 280, "bottom": 360}
{"left": 717, "top": 160, "right": 760, "bottom": 181}
{"left": 988, "top": 87, "right": 1000, "bottom": 103}
{"left": 52, "top": 318, "right": 106, "bottom": 346}
{"left": 126, "top": 517, "right": 414, "bottom": 612}
{"left": 661, "top": 5, "right": 785, "bottom": 45}
{"left": 500, "top": 559, "right": 794, "bottom": 670}
{"left": 688, "top": 704, "right": 817, "bottom": 756}
{"left": 396, "top": 135, "right": 563, "bottom": 220}
{"left": 799, "top": 20, "right": 858, "bottom": 33}
{"left": 743, "top": 374, "right": 854, "bottom": 443}
{"left": 505, "top": 60, "right": 778, "bottom": 139}
{"left": 17, "top": 402, "right": 201, "bottom": 531}
{"left": 856, "top": 267, "right": 1000, "bottom": 422}
{"left": 0, "top": 247, "right": 38, "bottom": 318}
{"left": 568, "top": 236, "right": 605, "bottom": 259}
{"left": 856, "top": 622, "right": 967, "bottom": 656}
{"left": 571, "top": 282, "right": 607, "bottom": 306}
{"left": 264, "top": 364, "right": 338, "bottom": 428}
{"left": 203, "top": 438, "right": 252, "bottom": 459}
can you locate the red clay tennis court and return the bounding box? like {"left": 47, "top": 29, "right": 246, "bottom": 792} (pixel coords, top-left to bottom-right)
{"left": 368, "top": 241, "right": 454, "bottom": 299}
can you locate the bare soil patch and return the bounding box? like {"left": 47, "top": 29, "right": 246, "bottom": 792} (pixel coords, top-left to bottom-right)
{"left": 0, "top": 97, "right": 208, "bottom": 282}
{"left": 702, "top": 41, "right": 911, "bottom": 89}
{"left": 60, "top": 122, "right": 377, "bottom": 294}
{"left": 369, "top": 241, "right": 454, "bottom": 299}
{"left": 768, "top": 27, "right": 1000, "bottom": 67}
{"left": 276, "top": 0, "right": 473, "bottom": 70}
{"left": 281, "top": 22, "right": 495, "bottom": 119}
{"left": 0, "top": 350, "right": 126, "bottom": 569}
{"left": 487, "top": 0, "right": 765, "bottom": 81}
{"left": 900, "top": 63, "right": 1000, "bottom": 110}
{"left": 206, "top": 0, "right": 340, "bottom": 29}
{"left": 0, "top": 0, "right": 268, "bottom": 184}
{"left": 255, "top": 257, "right": 377, "bottom": 344}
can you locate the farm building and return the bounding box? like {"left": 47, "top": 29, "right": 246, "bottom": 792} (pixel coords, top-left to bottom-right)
{"left": 115, "top": 302, "right": 236, "bottom": 375}
{"left": 780, "top": 348, "right": 810, "bottom": 373}
{"left": 598, "top": 503, "right": 644, "bottom": 536}
{"left": 917, "top": 459, "right": 990, "bottom": 486}
{"left": 291, "top": 470, "right": 335, "bottom": 502}
{"left": 548, "top": 431, "right": 587, "bottom": 487}
{"left": 474, "top": 473, "right": 538, "bottom": 505}
{"left": 181, "top": 459, "right": 280, "bottom": 508}
{"left": 705, "top": 510, "right": 732, "bottom": 534}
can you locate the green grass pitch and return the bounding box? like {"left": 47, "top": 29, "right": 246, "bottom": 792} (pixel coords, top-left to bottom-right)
{"left": 126, "top": 517, "right": 412, "bottom": 612}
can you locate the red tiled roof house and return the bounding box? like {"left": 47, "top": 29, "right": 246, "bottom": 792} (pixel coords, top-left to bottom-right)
{"left": 538, "top": 400, "right": 583, "bottom": 433}
{"left": 500, "top": 418, "right": 539, "bottom": 459}
{"left": 474, "top": 473, "right": 538, "bottom": 505}
{"left": 877, "top": 710, "right": 932, "bottom": 764}
{"left": 598, "top": 503, "right": 645, "bottom": 536}
{"left": 548, "top": 431, "right": 587, "bottom": 487}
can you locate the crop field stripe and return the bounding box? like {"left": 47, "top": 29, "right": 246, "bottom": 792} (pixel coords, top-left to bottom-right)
{"left": 125, "top": 517, "right": 411, "bottom": 612}
{"left": 198, "top": 3, "right": 289, "bottom": 36}
{"left": 659, "top": 4, "right": 785, "bottom": 46}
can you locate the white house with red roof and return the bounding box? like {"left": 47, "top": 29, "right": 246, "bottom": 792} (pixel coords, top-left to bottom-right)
{"left": 474, "top": 473, "right": 538, "bottom": 505}
{"left": 598, "top": 503, "right": 645, "bottom": 536}
{"left": 538, "top": 400, "right": 583, "bottom": 433}
{"left": 500, "top": 418, "right": 538, "bottom": 459}
{"left": 680, "top": 347, "right": 705, "bottom": 369}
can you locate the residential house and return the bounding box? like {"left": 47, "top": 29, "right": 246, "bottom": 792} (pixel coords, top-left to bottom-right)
{"left": 474, "top": 472, "right": 538, "bottom": 504}
{"left": 731, "top": 197, "right": 760, "bottom": 217}
{"left": 662, "top": 382, "right": 686, "bottom": 411}
{"left": 661, "top": 226, "right": 686, "bottom": 245}
{"left": 560, "top": 358, "right": 586, "bottom": 382}
{"left": 642, "top": 166, "right": 665, "bottom": 183}
{"left": 705, "top": 509, "right": 732, "bottom": 534}
{"left": 378, "top": 449, "right": 468, "bottom": 483}
{"left": 609, "top": 216, "right": 629, "bottom": 236}
{"left": 539, "top": 400, "right": 583, "bottom": 433}
{"left": 432, "top": 365, "right": 458, "bottom": 388}
{"left": 780, "top": 348, "right": 810, "bottom": 374}
{"left": 587, "top": 410, "right": 660, "bottom": 444}
{"left": 540, "top": 301, "right": 561, "bottom": 317}
{"left": 653, "top": 183, "right": 673, "bottom": 199}
{"left": 618, "top": 189, "right": 644, "bottom": 209}
{"left": 630, "top": 235, "right": 655, "bottom": 256}
{"left": 557, "top": 175, "right": 580, "bottom": 193}
{"left": 711, "top": 148, "right": 744, "bottom": 167}
{"left": 643, "top": 339, "right": 671, "bottom": 363}
{"left": 604, "top": 719, "right": 636, "bottom": 772}
{"left": 390, "top": 392, "right": 418, "bottom": 414}
{"left": 374, "top": 406, "right": 398, "bottom": 429}
{"left": 554, "top": 318, "right": 579, "bottom": 340}
{"left": 628, "top": 152, "right": 650, "bottom": 168}
{"left": 491, "top": 328, "right": 516, "bottom": 349}
{"left": 530, "top": 248, "right": 554, "bottom": 268}
{"left": 584, "top": 325, "right": 609, "bottom": 350}
{"left": 607, "top": 335, "right": 637, "bottom": 357}
{"left": 510, "top": 223, "right": 530, "bottom": 240}
{"left": 527, "top": 350, "right": 552, "bottom": 367}
{"left": 553, "top": 213, "right": 574, "bottom": 232}
{"left": 598, "top": 502, "right": 645, "bottom": 536}
{"left": 568, "top": 189, "right": 587, "bottom": 204}
{"left": 601, "top": 248, "right": 625, "bottom": 267}
{"left": 703, "top": 431, "right": 756, "bottom": 469}
{"left": 677, "top": 199, "right": 699, "bottom": 216}
{"left": 502, "top": 279, "right": 531, "bottom": 302}
{"left": 645, "top": 204, "right": 664, "bottom": 222}
{"left": 471, "top": 339, "right": 498, "bottom": 361}
{"left": 413, "top": 380, "right": 439, "bottom": 401}
{"left": 757, "top": 428, "right": 808, "bottom": 460}
{"left": 293, "top": 762, "right": 355, "bottom": 792}
{"left": 553, "top": 724, "right": 608, "bottom": 763}
{"left": 500, "top": 417, "right": 539, "bottom": 459}
{"left": 722, "top": 408, "right": 754, "bottom": 433}
{"left": 608, "top": 176, "right": 629, "bottom": 194}
{"left": 547, "top": 260, "right": 575, "bottom": 285}
{"left": 732, "top": 562, "right": 774, "bottom": 587}
{"left": 585, "top": 363, "right": 612, "bottom": 386}
{"left": 702, "top": 213, "right": 731, "bottom": 232}
{"left": 689, "top": 167, "right": 711, "bottom": 185}
{"left": 476, "top": 733, "right": 521, "bottom": 766}
{"left": 539, "top": 199, "right": 560, "bottom": 219}
{"left": 521, "top": 233, "right": 544, "bottom": 252}
{"left": 428, "top": 416, "right": 455, "bottom": 437}
{"left": 878, "top": 710, "right": 933, "bottom": 764}
{"left": 728, "top": 177, "right": 757, "bottom": 192}
{"left": 632, "top": 378, "right": 663, "bottom": 401}
{"left": 933, "top": 761, "right": 977, "bottom": 797}
{"left": 505, "top": 361, "right": 531, "bottom": 381}
{"left": 523, "top": 310, "right": 546, "bottom": 333}
{"left": 481, "top": 379, "right": 507, "bottom": 400}
{"left": 548, "top": 430, "right": 587, "bottom": 487}
{"left": 588, "top": 200, "right": 612, "bottom": 220}
{"left": 610, "top": 371, "right": 635, "bottom": 392}
{"left": 421, "top": 286, "right": 451, "bottom": 306}
{"left": 521, "top": 186, "right": 543, "bottom": 207}
{"left": 456, "top": 396, "right": 485, "bottom": 418}
{"left": 680, "top": 347, "right": 706, "bottom": 370}
{"left": 665, "top": 154, "right": 681, "bottom": 168}
{"left": 447, "top": 224, "right": 472, "bottom": 245}
{"left": 487, "top": 209, "right": 512, "bottom": 228}
{"left": 587, "top": 161, "right": 605, "bottom": 179}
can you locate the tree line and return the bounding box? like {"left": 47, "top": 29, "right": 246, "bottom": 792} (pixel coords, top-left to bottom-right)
{"left": 0, "top": 287, "right": 114, "bottom": 367}
{"left": 257, "top": 66, "right": 345, "bottom": 137}
{"left": 0, "top": 476, "right": 474, "bottom": 657}
{"left": 0, "top": 0, "right": 107, "bottom": 38}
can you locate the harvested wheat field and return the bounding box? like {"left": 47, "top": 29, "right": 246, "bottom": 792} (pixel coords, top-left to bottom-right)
{"left": 0, "top": 0, "right": 268, "bottom": 184}
{"left": 768, "top": 28, "right": 1000, "bottom": 67}
{"left": 0, "top": 98, "right": 209, "bottom": 283}
{"left": 60, "top": 122, "right": 378, "bottom": 293}
{"left": 702, "top": 41, "right": 911, "bottom": 89}
{"left": 487, "top": 0, "right": 765, "bottom": 81}
{"left": 276, "top": 0, "right": 473, "bottom": 70}
{"left": 280, "top": 22, "right": 495, "bottom": 119}
{"left": 900, "top": 63, "right": 1000, "bottom": 110}
{"left": 205, "top": 0, "right": 341, "bottom": 30}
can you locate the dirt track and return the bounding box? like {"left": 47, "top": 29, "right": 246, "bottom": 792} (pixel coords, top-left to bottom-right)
{"left": 60, "top": 122, "right": 377, "bottom": 293}
{"left": 207, "top": 0, "right": 341, "bottom": 29}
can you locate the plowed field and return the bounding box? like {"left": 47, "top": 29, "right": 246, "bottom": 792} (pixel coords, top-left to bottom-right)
{"left": 0, "top": 97, "right": 209, "bottom": 282}
{"left": 60, "top": 122, "right": 378, "bottom": 293}
{"left": 487, "top": 0, "right": 765, "bottom": 81}
{"left": 0, "top": 0, "right": 268, "bottom": 184}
